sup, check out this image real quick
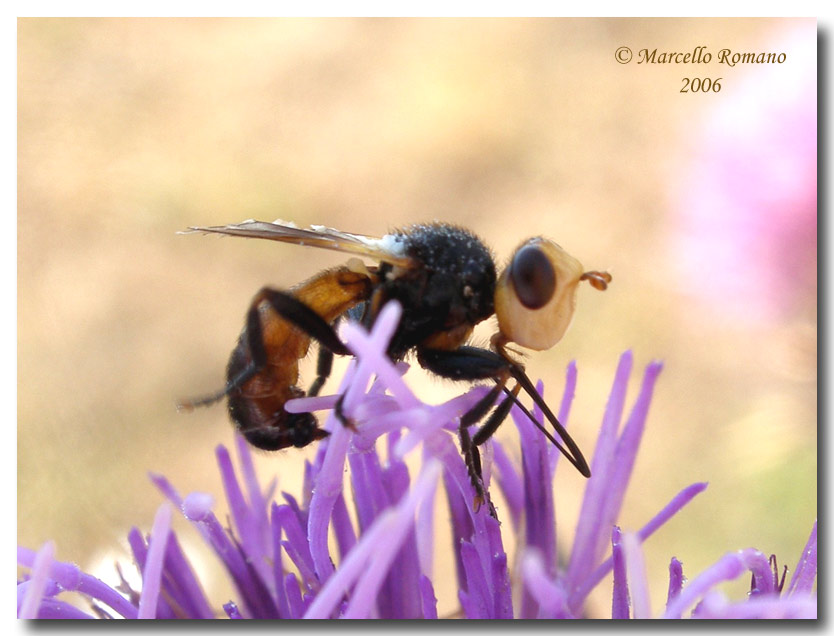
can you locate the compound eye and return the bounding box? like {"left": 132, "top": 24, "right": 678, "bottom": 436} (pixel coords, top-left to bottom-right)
{"left": 510, "top": 244, "right": 556, "bottom": 310}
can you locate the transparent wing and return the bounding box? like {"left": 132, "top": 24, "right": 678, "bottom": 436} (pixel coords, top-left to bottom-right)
{"left": 181, "top": 219, "right": 414, "bottom": 267}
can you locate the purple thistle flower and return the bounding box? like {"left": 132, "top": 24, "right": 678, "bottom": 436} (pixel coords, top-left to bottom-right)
{"left": 17, "top": 302, "right": 817, "bottom": 619}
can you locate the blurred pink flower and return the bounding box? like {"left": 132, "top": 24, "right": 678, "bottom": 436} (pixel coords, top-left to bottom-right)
{"left": 670, "top": 25, "right": 816, "bottom": 323}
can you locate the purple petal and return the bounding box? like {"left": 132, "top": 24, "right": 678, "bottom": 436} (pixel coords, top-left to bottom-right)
{"left": 302, "top": 526, "right": 380, "bottom": 617}
{"left": 667, "top": 557, "right": 684, "bottom": 606}
{"left": 443, "top": 470, "right": 472, "bottom": 596}
{"left": 17, "top": 579, "right": 59, "bottom": 611}
{"left": 457, "top": 511, "right": 513, "bottom": 619}
{"left": 162, "top": 489, "right": 278, "bottom": 617}
{"left": 515, "top": 398, "right": 555, "bottom": 570}
{"left": 589, "top": 351, "right": 633, "bottom": 476}
{"left": 15, "top": 548, "right": 138, "bottom": 619}
{"left": 235, "top": 434, "right": 267, "bottom": 518}
{"left": 380, "top": 455, "right": 423, "bottom": 618}
{"left": 787, "top": 520, "right": 817, "bottom": 596}
{"left": 137, "top": 503, "right": 173, "bottom": 618}
{"left": 352, "top": 397, "right": 411, "bottom": 441}
{"left": 636, "top": 482, "right": 708, "bottom": 540}
{"left": 433, "top": 432, "right": 475, "bottom": 591}
{"left": 415, "top": 447, "right": 437, "bottom": 578}
{"left": 419, "top": 574, "right": 438, "bottom": 619}
{"left": 161, "top": 531, "right": 215, "bottom": 618}
{"left": 490, "top": 438, "right": 523, "bottom": 532}
{"left": 306, "top": 367, "right": 357, "bottom": 583}
{"left": 149, "top": 471, "right": 184, "bottom": 505}
{"left": 152, "top": 472, "right": 213, "bottom": 549}
{"left": 285, "top": 393, "right": 340, "bottom": 413}
{"left": 348, "top": 444, "right": 418, "bottom": 618}
{"left": 458, "top": 589, "right": 477, "bottom": 620}
{"left": 81, "top": 575, "right": 139, "bottom": 618}
{"left": 25, "top": 597, "right": 95, "bottom": 619}
{"left": 557, "top": 360, "right": 578, "bottom": 422}
{"left": 304, "top": 460, "right": 441, "bottom": 619}
{"left": 182, "top": 492, "right": 214, "bottom": 521}
{"left": 487, "top": 516, "right": 513, "bottom": 619}
{"left": 393, "top": 388, "right": 487, "bottom": 458}
{"left": 330, "top": 491, "right": 357, "bottom": 561}
{"left": 453, "top": 504, "right": 511, "bottom": 619}
{"left": 185, "top": 505, "right": 274, "bottom": 618}
{"left": 601, "top": 360, "right": 664, "bottom": 550}
{"left": 742, "top": 548, "right": 775, "bottom": 596}
{"left": 577, "top": 360, "right": 663, "bottom": 591}
{"left": 348, "top": 446, "right": 391, "bottom": 532}
{"left": 458, "top": 540, "right": 489, "bottom": 618}
{"left": 429, "top": 427, "right": 511, "bottom": 616}
{"left": 216, "top": 444, "right": 274, "bottom": 596}
{"left": 519, "top": 549, "right": 570, "bottom": 619}
{"left": 284, "top": 573, "right": 305, "bottom": 619}
{"left": 276, "top": 504, "right": 318, "bottom": 587}
{"left": 342, "top": 461, "right": 442, "bottom": 619}
{"left": 622, "top": 531, "right": 651, "bottom": 618}
{"left": 611, "top": 527, "right": 629, "bottom": 619}
{"left": 235, "top": 434, "right": 272, "bottom": 556}
{"left": 127, "top": 527, "right": 175, "bottom": 619}
{"left": 281, "top": 491, "right": 308, "bottom": 530}
{"left": 340, "top": 301, "right": 420, "bottom": 411}
{"left": 662, "top": 551, "right": 747, "bottom": 619}
{"left": 571, "top": 481, "right": 708, "bottom": 608}
{"left": 512, "top": 383, "right": 556, "bottom": 617}
{"left": 17, "top": 546, "right": 80, "bottom": 591}
{"left": 18, "top": 540, "right": 55, "bottom": 619}
{"left": 566, "top": 351, "right": 633, "bottom": 590}
{"left": 269, "top": 503, "right": 292, "bottom": 619}
{"left": 224, "top": 601, "right": 243, "bottom": 618}
{"left": 694, "top": 593, "right": 817, "bottom": 619}
{"left": 550, "top": 361, "right": 578, "bottom": 475}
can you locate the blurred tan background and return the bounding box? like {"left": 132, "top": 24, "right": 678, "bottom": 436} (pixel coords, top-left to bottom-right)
{"left": 18, "top": 18, "right": 816, "bottom": 617}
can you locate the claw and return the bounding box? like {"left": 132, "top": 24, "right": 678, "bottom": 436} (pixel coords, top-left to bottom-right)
{"left": 334, "top": 394, "right": 357, "bottom": 431}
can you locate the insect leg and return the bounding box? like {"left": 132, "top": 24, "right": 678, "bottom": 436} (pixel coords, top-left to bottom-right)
{"left": 471, "top": 383, "right": 521, "bottom": 446}
{"left": 417, "top": 346, "right": 516, "bottom": 515}
{"left": 507, "top": 365, "right": 591, "bottom": 477}
{"left": 308, "top": 315, "right": 341, "bottom": 397}
{"left": 324, "top": 392, "right": 357, "bottom": 433}
{"left": 308, "top": 347, "right": 334, "bottom": 397}
{"left": 417, "top": 345, "right": 591, "bottom": 477}
{"left": 254, "top": 291, "right": 363, "bottom": 431}
{"left": 177, "top": 289, "right": 279, "bottom": 410}
{"left": 255, "top": 289, "right": 351, "bottom": 356}
{"left": 417, "top": 346, "right": 510, "bottom": 382}
{"left": 458, "top": 424, "right": 497, "bottom": 517}
{"left": 179, "top": 288, "right": 351, "bottom": 411}
{"left": 417, "top": 345, "right": 518, "bottom": 435}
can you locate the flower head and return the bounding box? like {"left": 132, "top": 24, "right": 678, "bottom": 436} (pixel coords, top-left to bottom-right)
{"left": 18, "top": 302, "right": 816, "bottom": 619}
{"left": 670, "top": 25, "right": 816, "bottom": 324}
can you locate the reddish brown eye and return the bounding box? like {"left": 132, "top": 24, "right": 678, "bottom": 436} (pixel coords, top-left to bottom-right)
{"left": 510, "top": 244, "right": 556, "bottom": 309}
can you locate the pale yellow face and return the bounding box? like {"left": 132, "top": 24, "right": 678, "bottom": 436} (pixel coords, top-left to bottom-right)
{"left": 495, "top": 238, "right": 606, "bottom": 351}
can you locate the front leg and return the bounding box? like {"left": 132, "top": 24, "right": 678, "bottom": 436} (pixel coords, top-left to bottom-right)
{"left": 417, "top": 346, "right": 515, "bottom": 515}
{"left": 418, "top": 344, "right": 591, "bottom": 479}
{"left": 417, "top": 345, "right": 516, "bottom": 433}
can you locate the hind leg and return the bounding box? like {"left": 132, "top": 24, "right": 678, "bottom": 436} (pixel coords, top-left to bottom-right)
{"left": 179, "top": 288, "right": 351, "bottom": 410}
